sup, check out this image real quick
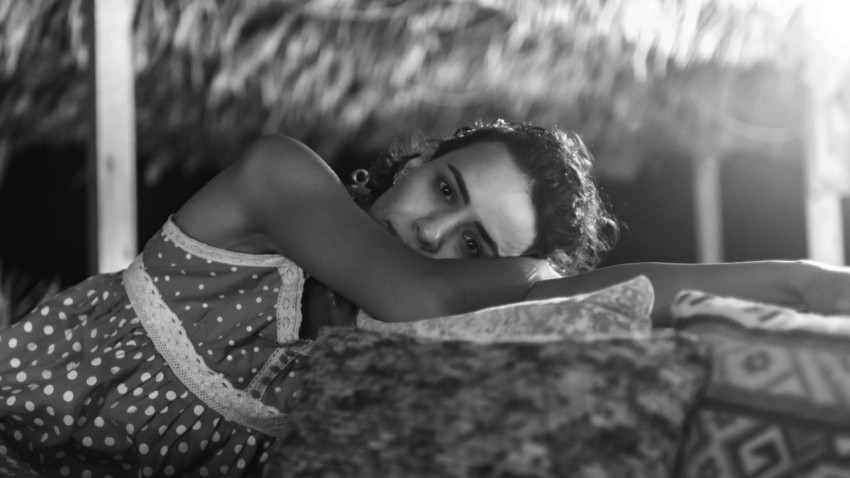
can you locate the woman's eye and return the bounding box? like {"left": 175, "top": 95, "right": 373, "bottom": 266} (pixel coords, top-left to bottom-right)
{"left": 463, "top": 234, "right": 481, "bottom": 258}
{"left": 439, "top": 180, "right": 454, "bottom": 203}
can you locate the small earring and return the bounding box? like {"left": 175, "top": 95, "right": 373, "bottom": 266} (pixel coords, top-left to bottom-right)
{"left": 393, "top": 168, "right": 410, "bottom": 185}
{"left": 349, "top": 168, "right": 371, "bottom": 196}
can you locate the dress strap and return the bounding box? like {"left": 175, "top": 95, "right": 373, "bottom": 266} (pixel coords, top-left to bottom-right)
{"left": 123, "top": 255, "right": 289, "bottom": 437}
{"left": 163, "top": 216, "right": 292, "bottom": 268}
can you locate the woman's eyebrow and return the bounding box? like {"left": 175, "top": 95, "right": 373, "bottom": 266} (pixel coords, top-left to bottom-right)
{"left": 474, "top": 221, "right": 500, "bottom": 257}
{"left": 448, "top": 163, "right": 500, "bottom": 257}
{"left": 447, "top": 164, "right": 470, "bottom": 206}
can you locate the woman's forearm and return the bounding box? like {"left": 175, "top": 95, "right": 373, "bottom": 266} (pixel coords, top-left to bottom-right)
{"left": 523, "top": 261, "right": 810, "bottom": 327}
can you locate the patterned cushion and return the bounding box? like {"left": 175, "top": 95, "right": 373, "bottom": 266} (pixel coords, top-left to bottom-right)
{"left": 266, "top": 327, "right": 709, "bottom": 478}
{"left": 673, "top": 290, "right": 850, "bottom": 478}
{"left": 356, "top": 275, "right": 653, "bottom": 342}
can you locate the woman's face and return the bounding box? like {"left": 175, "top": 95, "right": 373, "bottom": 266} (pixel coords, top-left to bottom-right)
{"left": 369, "top": 141, "right": 536, "bottom": 259}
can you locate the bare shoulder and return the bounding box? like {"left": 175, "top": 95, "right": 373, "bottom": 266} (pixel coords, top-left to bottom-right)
{"left": 174, "top": 134, "right": 341, "bottom": 252}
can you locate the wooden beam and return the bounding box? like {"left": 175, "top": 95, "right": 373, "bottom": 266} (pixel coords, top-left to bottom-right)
{"left": 693, "top": 155, "right": 724, "bottom": 263}
{"left": 87, "top": 0, "right": 138, "bottom": 274}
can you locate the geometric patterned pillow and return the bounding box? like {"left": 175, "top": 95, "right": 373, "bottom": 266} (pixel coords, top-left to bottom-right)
{"left": 355, "top": 275, "right": 654, "bottom": 342}
{"left": 673, "top": 290, "right": 850, "bottom": 478}
{"left": 266, "top": 326, "right": 709, "bottom": 478}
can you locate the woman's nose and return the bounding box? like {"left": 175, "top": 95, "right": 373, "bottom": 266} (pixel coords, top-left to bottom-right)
{"left": 414, "top": 213, "right": 457, "bottom": 253}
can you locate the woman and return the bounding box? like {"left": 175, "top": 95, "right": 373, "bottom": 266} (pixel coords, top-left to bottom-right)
{"left": 0, "top": 120, "right": 847, "bottom": 477}
{"left": 0, "top": 120, "right": 614, "bottom": 477}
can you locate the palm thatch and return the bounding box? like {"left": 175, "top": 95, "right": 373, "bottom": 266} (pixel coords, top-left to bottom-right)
{"left": 0, "top": 0, "right": 807, "bottom": 183}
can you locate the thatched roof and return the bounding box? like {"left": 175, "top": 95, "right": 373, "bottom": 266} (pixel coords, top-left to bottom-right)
{"left": 0, "top": 0, "right": 808, "bottom": 183}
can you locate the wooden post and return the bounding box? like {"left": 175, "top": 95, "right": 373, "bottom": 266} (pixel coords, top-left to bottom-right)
{"left": 693, "top": 155, "right": 724, "bottom": 263}
{"left": 87, "top": 0, "right": 138, "bottom": 274}
{"left": 803, "top": 87, "right": 849, "bottom": 265}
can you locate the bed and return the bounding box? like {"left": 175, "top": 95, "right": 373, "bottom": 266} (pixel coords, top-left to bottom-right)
{"left": 262, "top": 276, "right": 850, "bottom": 477}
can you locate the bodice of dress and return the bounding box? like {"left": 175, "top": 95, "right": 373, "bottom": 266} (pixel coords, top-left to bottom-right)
{"left": 123, "top": 217, "right": 310, "bottom": 437}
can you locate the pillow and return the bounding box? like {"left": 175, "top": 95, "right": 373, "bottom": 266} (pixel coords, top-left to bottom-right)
{"left": 266, "top": 327, "right": 709, "bottom": 478}
{"left": 356, "top": 275, "right": 653, "bottom": 342}
{"left": 673, "top": 290, "right": 850, "bottom": 478}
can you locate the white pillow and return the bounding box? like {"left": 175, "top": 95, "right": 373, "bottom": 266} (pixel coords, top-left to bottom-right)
{"left": 356, "top": 276, "right": 654, "bottom": 343}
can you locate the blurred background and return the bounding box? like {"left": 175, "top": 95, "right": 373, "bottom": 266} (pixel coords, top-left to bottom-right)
{"left": 1, "top": 0, "right": 849, "bottom": 322}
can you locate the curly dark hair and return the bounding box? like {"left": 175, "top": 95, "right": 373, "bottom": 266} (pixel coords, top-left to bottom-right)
{"left": 354, "top": 119, "right": 619, "bottom": 276}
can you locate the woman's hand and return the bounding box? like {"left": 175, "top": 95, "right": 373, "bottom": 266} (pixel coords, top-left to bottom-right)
{"left": 796, "top": 261, "right": 850, "bottom": 315}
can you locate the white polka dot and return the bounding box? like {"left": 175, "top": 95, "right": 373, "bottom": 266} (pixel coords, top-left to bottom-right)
{"left": 67, "top": 370, "right": 78, "bottom": 380}
{"left": 199, "top": 467, "right": 209, "bottom": 477}
{"left": 59, "top": 466, "right": 70, "bottom": 476}
{"left": 192, "top": 421, "right": 202, "bottom": 431}
{"left": 178, "top": 442, "right": 188, "bottom": 453}
{"left": 126, "top": 424, "right": 134, "bottom": 434}
{"left": 237, "top": 459, "right": 246, "bottom": 469}
{"left": 86, "top": 376, "right": 97, "bottom": 386}
{"left": 44, "top": 384, "right": 54, "bottom": 396}
{"left": 143, "top": 467, "right": 153, "bottom": 477}
{"left": 63, "top": 391, "right": 74, "bottom": 402}
{"left": 9, "top": 358, "right": 20, "bottom": 368}
{"left": 82, "top": 436, "right": 92, "bottom": 447}
{"left": 138, "top": 443, "right": 149, "bottom": 455}
{"left": 166, "top": 391, "right": 176, "bottom": 400}
{"left": 63, "top": 415, "right": 74, "bottom": 426}
{"left": 8, "top": 338, "right": 16, "bottom": 348}
{"left": 5, "top": 396, "right": 14, "bottom": 406}
{"left": 127, "top": 406, "right": 137, "bottom": 413}
{"left": 194, "top": 405, "right": 204, "bottom": 416}
{"left": 15, "top": 372, "right": 26, "bottom": 382}
{"left": 236, "top": 304, "right": 242, "bottom": 310}
{"left": 199, "top": 284, "right": 205, "bottom": 290}
{"left": 104, "top": 436, "right": 115, "bottom": 446}
{"left": 255, "top": 297, "right": 262, "bottom": 303}
{"left": 43, "top": 325, "right": 54, "bottom": 335}
{"left": 26, "top": 343, "right": 37, "bottom": 352}
{"left": 58, "top": 312, "right": 67, "bottom": 320}
{"left": 133, "top": 388, "right": 143, "bottom": 397}
{"left": 144, "top": 406, "right": 156, "bottom": 416}
{"left": 40, "top": 306, "right": 50, "bottom": 316}
{"left": 110, "top": 366, "right": 120, "bottom": 374}
{"left": 24, "top": 401, "right": 34, "bottom": 412}
{"left": 117, "top": 384, "right": 128, "bottom": 394}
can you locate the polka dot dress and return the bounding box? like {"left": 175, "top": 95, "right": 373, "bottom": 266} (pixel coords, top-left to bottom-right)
{"left": 0, "top": 217, "right": 312, "bottom": 477}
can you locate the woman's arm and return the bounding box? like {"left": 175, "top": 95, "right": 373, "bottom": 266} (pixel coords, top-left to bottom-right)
{"left": 175, "top": 135, "right": 550, "bottom": 322}
{"left": 524, "top": 260, "right": 850, "bottom": 327}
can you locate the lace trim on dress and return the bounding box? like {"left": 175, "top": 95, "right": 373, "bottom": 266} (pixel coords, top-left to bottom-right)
{"left": 124, "top": 256, "right": 288, "bottom": 437}
{"left": 275, "top": 265, "right": 304, "bottom": 343}
{"left": 163, "top": 216, "right": 293, "bottom": 268}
